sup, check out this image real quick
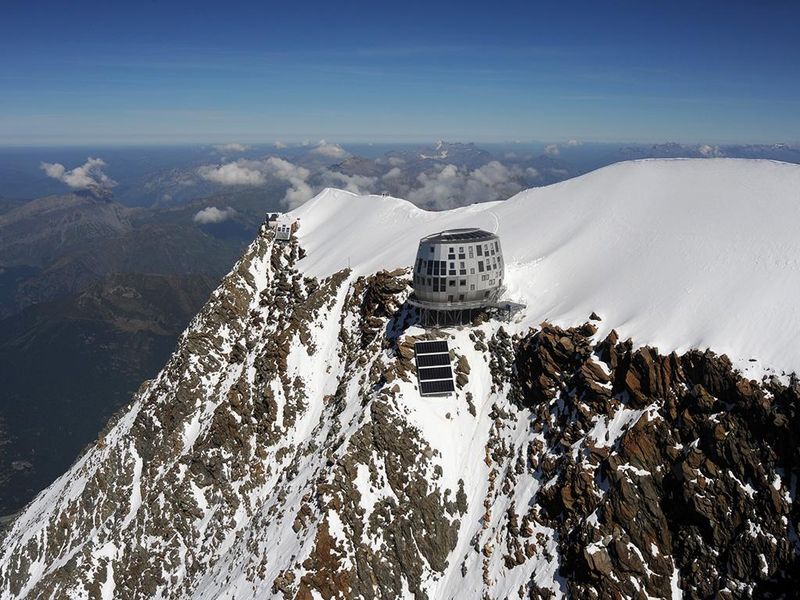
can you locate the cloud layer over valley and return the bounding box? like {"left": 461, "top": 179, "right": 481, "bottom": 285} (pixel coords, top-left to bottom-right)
{"left": 40, "top": 157, "right": 116, "bottom": 194}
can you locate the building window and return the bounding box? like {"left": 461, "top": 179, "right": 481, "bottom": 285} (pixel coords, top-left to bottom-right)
{"left": 468, "top": 247, "right": 474, "bottom": 258}
{"left": 477, "top": 245, "right": 483, "bottom": 256}
{"left": 429, "top": 246, "right": 434, "bottom": 253}
{"left": 459, "top": 279, "right": 466, "bottom": 286}
{"left": 470, "top": 284, "right": 475, "bottom": 290}
{"left": 448, "top": 294, "right": 454, "bottom": 302}
{"left": 484, "top": 290, "right": 490, "bottom": 298}
{"left": 433, "top": 262, "right": 439, "bottom": 276}
{"left": 495, "top": 241, "right": 499, "bottom": 251}
{"left": 440, "top": 260, "right": 446, "bottom": 272}
{"left": 459, "top": 269, "right": 466, "bottom": 275}
{"left": 449, "top": 269, "right": 456, "bottom": 275}
{"left": 449, "top": 280, "right": 455, "bottom": 287}
{"left": 470, "top": 268, "right": 475, "bottom": 274}
{"left": 459, "top": 294, "right": 465, "bottom": 301}
{"left": 427, "top": 262, "right": 433, "bottom": 276}
{"left": 478, "top": 261, "right": 484, "bottom": 272}
{"left": 450, "top": 262, "right": 455, "bottom": 269}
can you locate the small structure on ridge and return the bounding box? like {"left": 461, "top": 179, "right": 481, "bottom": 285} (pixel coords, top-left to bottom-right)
{"left": 270, "top": 215, "right": 296, "bottom": 243}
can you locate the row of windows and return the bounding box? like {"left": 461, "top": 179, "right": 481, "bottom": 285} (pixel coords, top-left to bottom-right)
{"left": 413, "top": 274, "right": 477, "bottom": 291}
{"left": 429, "top": 240, "right": 501, "bottom": 257}
{"left": 412, "top": 274, "right": 503, "bottom": 289}
{"left": 442, "top": 241, "right": 500, "bottom": 254}
{"left": 416, "top": 256, "right": 503, "bottom": 276}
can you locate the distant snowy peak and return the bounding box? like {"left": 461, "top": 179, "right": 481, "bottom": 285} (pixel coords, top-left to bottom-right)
{"left": 419, "top": 139, "right": 449, "bottom": 159}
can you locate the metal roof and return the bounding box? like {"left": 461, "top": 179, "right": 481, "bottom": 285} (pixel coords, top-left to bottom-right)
{"left": 420, "top": 228, "right": 497, "bottom": 244}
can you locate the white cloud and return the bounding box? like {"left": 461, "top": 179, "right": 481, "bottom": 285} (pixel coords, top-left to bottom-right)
{"left": 195, "top": 156, "right": 314, "bottom": 206}
{"left": 407, "top": 161, "right": 524, "bottom": 210}
{"left": 566, "top": 139, "right": 582, "bottom": 147}
{"left": 382, "top": 167, "right": 403, "bottom": 181}
{"left": 320, "top": 171, "right": 378, "bottom": 195}
{"left": 310, "top": 139, "right": 348, "bottom": 159}
{"left": 274, "top": 140, "right": 287, "bottom": 149}
{"left": 40, "top": 157, "right": 116, "bottom": 193}
{"left": 525, "top": 167, "right": 540, "bottom": 179}
{"left": 265, "top": 157, "right": 313, "bottom": 208}
{"left": 214, "top": 143, "right": 249, "bottom": 153}
{"left": 197, "top": 161, "right": 266, "bottom": 185}
{"left": 470, "top": 161, "right": 513, "bottom": 187}
{"left": 193, "top": 206, "right": 237, "bottom": 224}
{"left": 41, "top": 162, "right": 65, "bottom": 179}
{"left": 544, "top": 144, "right": 560, "bottom": 156}
{"left": 195, "top": 155, "right": 532, "bottom": 212}
{"left": 265, "top": 156, "right": 309, "bottom": 181}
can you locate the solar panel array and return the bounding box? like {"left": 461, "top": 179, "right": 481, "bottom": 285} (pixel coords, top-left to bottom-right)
{"left": 415, "top": 340, "right": 455, "bottom": 396}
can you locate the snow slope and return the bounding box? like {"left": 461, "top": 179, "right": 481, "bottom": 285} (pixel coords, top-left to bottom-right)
{"left": 293, "top": 158, "right": 800, "bottom": 374}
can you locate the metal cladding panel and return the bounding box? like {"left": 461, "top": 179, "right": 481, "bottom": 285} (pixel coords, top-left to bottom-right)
{"left": 416, "top": 353, "right": 451, "bottom": 367}
{"left": 418, "top": 366, "right": 453, "bottom": 381}
{"left": 415, "top": 340, "right": 449, "bottom": 354}
{"left": 420, "top": 379, "right": 456, "bottom": 395}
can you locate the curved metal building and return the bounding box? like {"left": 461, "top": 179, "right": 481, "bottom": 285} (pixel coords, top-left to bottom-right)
{"left": 409, "top": 228, "right": 505, "bottom": 326}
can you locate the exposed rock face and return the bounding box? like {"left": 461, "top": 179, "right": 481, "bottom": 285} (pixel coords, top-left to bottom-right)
{"left": 515, "top": 323, "right": 800, "bottom": 599}
{"left": 0, "top": 225, "right": 797, "bottom": 599}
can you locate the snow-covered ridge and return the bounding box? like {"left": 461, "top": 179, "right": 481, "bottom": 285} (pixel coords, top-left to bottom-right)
{"left": 292, "top": 158, "right": 800, "bottom": 374}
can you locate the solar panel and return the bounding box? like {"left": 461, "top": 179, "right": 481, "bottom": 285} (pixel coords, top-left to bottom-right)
{"left": 420, "top": 379, "right": 456, "bottom": 395}
{"left": 418, "top": 366, "right": 453, "bottom": 381}
{"left": 415, "top": 340, "right": 449, "bottom": 354}
{"left": 416, "top": 353, "right": 451, "bottom": 367}
{"left": 414, "top": 339, "right": 455, "bottom": 396}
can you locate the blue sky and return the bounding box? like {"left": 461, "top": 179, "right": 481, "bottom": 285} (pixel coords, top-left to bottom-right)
{"left": 1, "top": 0, "right": 798, "bottom": 145}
